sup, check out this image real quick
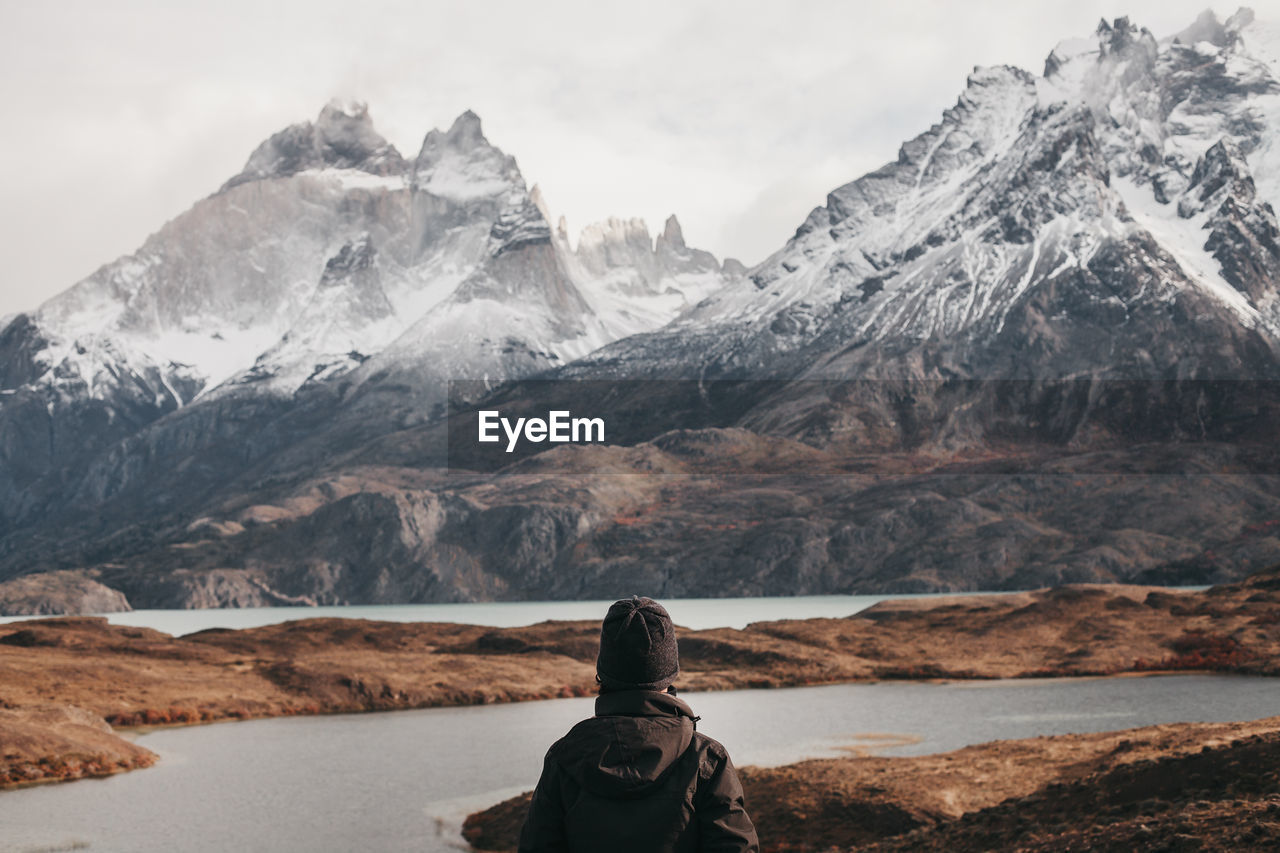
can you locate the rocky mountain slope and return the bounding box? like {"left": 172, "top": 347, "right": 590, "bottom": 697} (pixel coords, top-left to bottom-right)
{"left": 3, "top": 9, "right": 1280, "bottom": 612}
{"left": 565, "top": 11, "right": 1280, "bottom": 434}
{"left": 646, "top": 13, "right": 1273, "bottom": 359}
{"left": 0, "top": 104, "right": 738, "bottom": 608}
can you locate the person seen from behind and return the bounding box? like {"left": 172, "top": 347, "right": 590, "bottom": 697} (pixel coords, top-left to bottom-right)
{"left": 517, "top": 595, "right": 759, "bottom": 852}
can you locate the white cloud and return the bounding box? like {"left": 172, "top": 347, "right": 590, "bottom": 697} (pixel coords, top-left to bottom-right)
{"left": 0, "top": 0, "right": 1245, "bottom": 316}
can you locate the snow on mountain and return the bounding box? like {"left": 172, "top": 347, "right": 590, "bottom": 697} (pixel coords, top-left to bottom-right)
{"left": 4, "top": 103, "right": 736, "bottom": 401}
{"left": 28, "top": 100, "right": 416, "bottom": 395}
{"left": 0, "top": 99, "right": 740, "bottom": 528}
{"left": 568, "top": 7, "right": 1280, "bottom": 383}
{"left": 558, "top": 213, "right": 737, "bottom": 343}
{"left": 412, "top": 110, "right": 523, "bottom": 202}
{"left": 222, "top": 99, "right": 406, "bottom": 191}
{"left": 229, "top": 234, "right": 404, "bottom": 394}
{"left": 8, "top": 7, "right": 1280, "bottom": 609}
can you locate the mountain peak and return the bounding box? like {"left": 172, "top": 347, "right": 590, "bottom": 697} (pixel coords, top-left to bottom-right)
{"left": 419, "top": 110, "right": 492, "bottom": 158}
{"left": 578, "top": 217, "right": 652, "bottom": 250}
{"left": 1044, "top": 13, "right": 1157, "bottom": 81}
{"left": 654, "top": 213, "right": 719, "bottom": 275}
{"left": 1171, "top": 8, "right": 1257, "bottom": 47}
{"left": 221, "top": 100, "right": 404, "bottom": 191}
{"left": 660, "top": 214, "right": 686, "bottom": 250}
{"left": 529, "top": 184, "right": 553, "bottom": 223}
{"left": 1100, "top": 15, "right": 1156, "bottom": 60}
{"left": 412, "top": 110, "right": 523, "bottom": 202}
{"left": 1226, "top": 7, "right": 1256, "bottom": 30}
{"left": 445, "top": 110, "right": 487, "bottom": 147}
{"left": 318, "top": 99, "right": 370, "bottom": 123}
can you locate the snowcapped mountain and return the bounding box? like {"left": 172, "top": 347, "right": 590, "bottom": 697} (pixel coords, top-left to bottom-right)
{"left": 4, "top": 9, "right": 1280, "bottom": 612}
{"left": 0, "top": 101, "right": 741, "bottom": 533}
{"left": 571, "top": 9, "right": 1280, "bottom": 386}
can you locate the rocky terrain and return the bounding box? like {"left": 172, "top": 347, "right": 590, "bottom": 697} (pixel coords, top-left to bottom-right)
{"left": 1, "top": 565, "right": 1276, "bottom": 788}
{"left": 462, "top": 716, "right": 1280, "bottom": 852}
{"left": 6, "top": 427, "right": 1276, "bottom": 614}
{"left": 4, "top": 10, "right": 1280, "bottom": 611}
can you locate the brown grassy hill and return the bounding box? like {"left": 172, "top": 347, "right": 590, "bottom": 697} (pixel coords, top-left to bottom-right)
{"left": 1, "top": 565, "right": 1276, "bottom": 788}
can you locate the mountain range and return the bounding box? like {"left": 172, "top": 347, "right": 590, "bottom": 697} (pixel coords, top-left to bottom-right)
{"left": 2, "top": 8, "right": 1280, "bottom": 613}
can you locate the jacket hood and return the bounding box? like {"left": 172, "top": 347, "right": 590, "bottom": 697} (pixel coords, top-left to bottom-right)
{"left": 551, "top": 690, "right": 698, "bottom": 798}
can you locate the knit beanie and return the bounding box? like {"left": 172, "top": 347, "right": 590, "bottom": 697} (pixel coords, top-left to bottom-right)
{"left": 596, "top": 596, "right": 680, "bottom": 691}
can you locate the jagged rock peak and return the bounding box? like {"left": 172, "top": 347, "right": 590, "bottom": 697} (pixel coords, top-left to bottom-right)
{"left": 1187, "top": 138, "right": 1252, "bottom": 198}
{"left": 222, "top": 100, "right": 404, "bottom": 191}
{"left": 445, "top": 109, "right": 486, "bottom": 148}
{"left": 578, "top": 217, "right": 653, "bottom": 249}
{"left": 571, "top": 217, "right": 659, "bottom": 282}
{"left": 791, "top": 63, "right": 1036, "bottom": 244}
{"left": 1045, "top": 9, "right": 1260, "bottom": 80}
{"left": 1175, "top": 137, "right": 1280, "bottom": 301}
{"left": 489, "top": 195, "right": 553, "bottom": 256}
{"left": 1173, "top": 8, "right": 1255, "bottom": 46}
{"left": 1227, "top": 7, "right": 1256, "bottom": 30}
{"left": 413, "top": 110, "right": 524, "bottom": 201}
{"left": 529, "top": 184, "right": 552, "bottom": 221}
{"left": 573, "top": 215, "right": 721, "bottom": 278}
{"left": 1101, "top": 16, "right": 1157, "bottom": 62}
{"left": 659, "top": 214, "right": 686, "bottom": 250}
{"left": 1174, "top": 9, "right": 1230, "bottom": 46}
{"left": 317, "top": 98, "right": 370, "bottom": 128}
{"left": 1044, "top": 15, "right": 1157, "bottom": 78}
{"left": 581, "top": 216, "right": 660, "bottom": 262}
{"left": 310, "top": 234, "right": 392, "bottom": 325}
{"left": 654, "top": 214, "right": 720, "bottom": 275}
{"left": 319, "top": 234, "right": 376, "bottom": 287}
{"left": 416, "top": 109, "right": 497, "bottom": 159}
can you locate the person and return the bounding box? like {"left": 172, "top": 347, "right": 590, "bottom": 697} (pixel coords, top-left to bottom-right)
{"left": 517, "top": 596, "right": 759, "bottom": 853}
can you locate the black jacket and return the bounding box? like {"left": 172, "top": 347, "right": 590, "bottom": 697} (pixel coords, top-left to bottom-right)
{"left": 517, "top": 689, "right": 759, "bottom": 853}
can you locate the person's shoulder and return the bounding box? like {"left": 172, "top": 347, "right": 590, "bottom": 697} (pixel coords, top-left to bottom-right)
{"left": 544, "top": 716, "right": 611, "bottom": 762}
{"left": 690, "top": 730, "right": 735, "bottom": 772}
{"left": 692, "top": 731, "right": 731, "bottom": 758}
{"left": 688, "top": 731, "right": 746, "bottom": 802}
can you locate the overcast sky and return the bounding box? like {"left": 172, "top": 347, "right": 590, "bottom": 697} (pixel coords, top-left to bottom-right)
{"left": 0, "top": 0, "right": 1258, "bottom": 317}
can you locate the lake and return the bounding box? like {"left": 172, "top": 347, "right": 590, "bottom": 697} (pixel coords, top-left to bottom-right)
{"left": 0, "top": 591, "right": 1024, "bottom": 635}
{"left": 1, "top": 673, "right": 1275, "bottom": 853}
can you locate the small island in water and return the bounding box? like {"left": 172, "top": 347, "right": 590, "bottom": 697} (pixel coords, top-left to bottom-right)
{"left": 0, "top": 565, "right": 1277, "bottom": 849}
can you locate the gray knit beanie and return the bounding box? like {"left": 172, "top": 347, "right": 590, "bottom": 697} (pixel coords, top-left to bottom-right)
{"left": 596, "top": 596, "right": 680, "bottom": 691}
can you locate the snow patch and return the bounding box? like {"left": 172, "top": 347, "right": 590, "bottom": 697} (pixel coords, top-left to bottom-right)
{"left": 295, "top": 169, "right": 407, "bottom": 192}
{"left": 417, "top": 152, "right": 516, "bottom": 201}
{"left": 1114, "top": 176, "right": 1260, "bottom": 325}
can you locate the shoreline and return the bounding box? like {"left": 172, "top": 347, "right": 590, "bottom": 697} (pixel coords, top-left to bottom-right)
{"left": 0, "top": 589, "right": 1027, "bottom": 635}
{"left": 463, "top": 713, "right": 1280, "bottom": 852}
{"left": 1, "top": 567, "right": 1276, "bottom": 790}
